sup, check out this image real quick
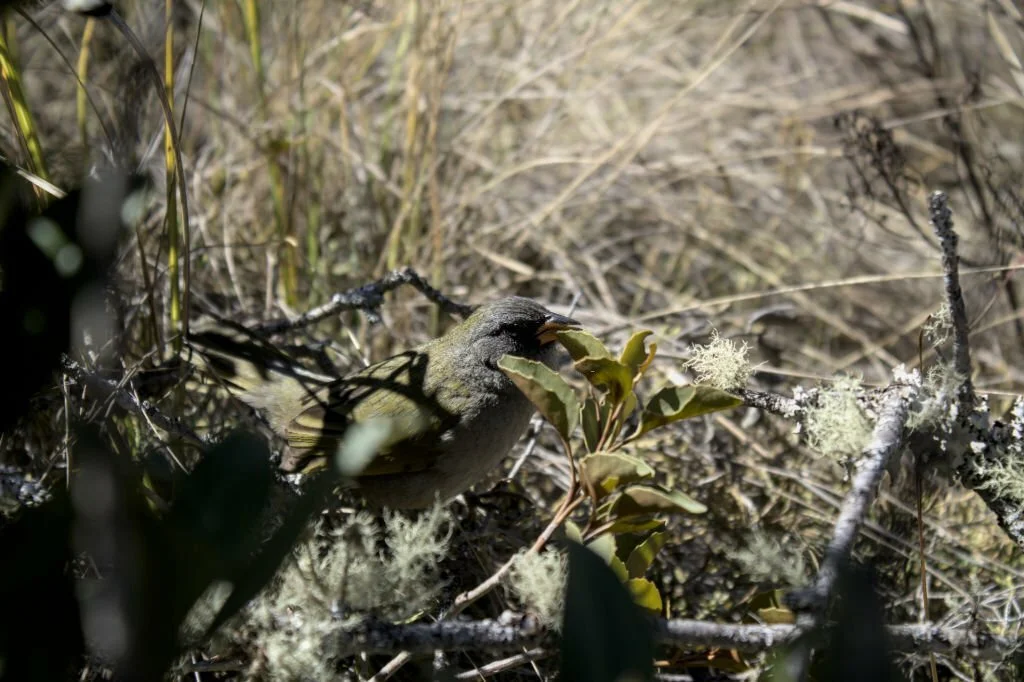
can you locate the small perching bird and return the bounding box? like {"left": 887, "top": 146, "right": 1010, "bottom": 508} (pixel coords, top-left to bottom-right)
{"left": 186, "top": 297, "right": 579, "bottom": 509}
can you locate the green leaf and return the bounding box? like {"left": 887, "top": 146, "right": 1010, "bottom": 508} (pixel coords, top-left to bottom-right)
{"left": 580, "top": 452, "right": 655, "bottom": 498}
{"left": 584, "top": 532, "right": 630, "bottom": 581}
{"left": 609, "top": 554, "right": 629, "bottom": 582}
{"left": 619, "top": 330, "right": 655, "bottom": 375}
{"left": 618, "top": 392, "right": 639, "bottom": 432}
{"left": 498, "top": 355, "right": 579, "bottom": 440}
{"left": 561, "top": 542, "right": 655, "bottom": 682}
{"left": 626, "top": 578, "right": 663, "bottom": 613}
{"left": 555, "top": 329, "right": 611, "bottom": 361}
{"left": 610, "top": 485, "right": 707, "bottom": 517}
{"left": 581, "top": 397, "right": 604, "bottom": 453}
{"left": 601, "top": 517, "right": 665, "bottom": 536}
{"left": 564, "top": 519, "right": 584, "bottom": 544}
{"left": 757, "top": 606, "right": 796, "bottom": 624}
{"left": 575, "top": 356, "right": 633, "bottom": 404}
{"left": 635, "top": 384, "right": 742, "bottom": 437}
{"left": 625, "top": 531, "right": 667, "bottom": 579}
{"left": 585, "top": 532, "right": 617, "bottom": 564}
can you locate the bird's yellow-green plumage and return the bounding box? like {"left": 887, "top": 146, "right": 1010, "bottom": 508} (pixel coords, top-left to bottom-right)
{"left": 186, "top": 297, "right": 579, "bottom": 508}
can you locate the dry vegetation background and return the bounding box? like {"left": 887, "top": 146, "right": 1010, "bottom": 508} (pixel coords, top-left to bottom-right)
{"left": 6, "top": 0, "right": 1024, "bottom": 679}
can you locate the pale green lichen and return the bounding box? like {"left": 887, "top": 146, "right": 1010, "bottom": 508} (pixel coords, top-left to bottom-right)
{"left": 732, "top": 531, "right": 808, "bottom": 587}
{"left": 922, "top": 302, "right": 953, "bottom": 347}
{"left": 506, "top": 549, "right": 568, "bottom": 630}
{"left": 804, "top": 375, "right": 872, "bottom": 460}
{"left": 974, "top": 447, "right": 1024, "bottom": 505}
{"left": 685, "top": 330, "right": 753, "bottom": 390}
{"left": 906, "top": 363, "right": 963, "bottom": 431}
{"left": 246, "top": 503, "right": 453, "bottom": 680}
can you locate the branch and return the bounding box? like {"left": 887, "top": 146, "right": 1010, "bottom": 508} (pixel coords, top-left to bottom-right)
{"left": 336, "top": 613, "right": 547, "bottom": 658}
{"left": 958, "top": 450, "right": 1024, "bottom": 553}
{"left": 929, "top": 191, "right": 974, "bottom": 410}
{"left": 736, "top": 388, "right": 805, "bottom": 419}
{"left": 254, "top": 267, "right": 473, "bottom": 335}
{"left": 327, "top": 614, "right": 1017, "bottom": 662}
{"left": 799, "top": 387, "right": 913, "bottom": 613}
{"left": 925, "top": 192, "right": 1024, "bottom": 551}
{"left": 784, "top": 387, "right": 914, "bottom": 680}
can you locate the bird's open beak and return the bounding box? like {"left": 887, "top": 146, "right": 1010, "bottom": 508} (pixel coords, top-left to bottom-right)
{"left": 536, "top": 312, "right": 581, "bottom": 345}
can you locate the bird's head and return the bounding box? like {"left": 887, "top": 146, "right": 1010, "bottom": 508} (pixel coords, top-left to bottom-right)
{"left": 452, "top": 296, "right": 580, "bottom": 370}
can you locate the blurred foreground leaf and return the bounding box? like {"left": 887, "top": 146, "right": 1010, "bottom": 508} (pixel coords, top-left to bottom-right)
{"left": 0, "top": 489, "right": 82, "bottom": 681}
{"left": 561, "top": 541, "right": 654, "bottom": 681}
{"left": 166, "top": 431, "right": 274, "bottom": 629}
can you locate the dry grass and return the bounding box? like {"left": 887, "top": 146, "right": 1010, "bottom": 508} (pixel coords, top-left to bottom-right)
{"left": 6, "top": 0, "right": 1024, "bottom": 678}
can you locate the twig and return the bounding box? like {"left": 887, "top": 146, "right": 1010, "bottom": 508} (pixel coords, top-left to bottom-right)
{"left": 62, "top": 357, "right": 213, "bottom": 448}
{"left": 735, "top": 387, "right": 805, "bottom": 419}
{"left": 453, "top": 648, "right": 550, "bottom": 680}
{"left": 929, "top": 191, "right": 974, "bottom": 410}
{"left": 254, "top": 267, "right": 474, "bottom": 335}
{"left": 448, "top": 495, "right": 585, "bottom": 618}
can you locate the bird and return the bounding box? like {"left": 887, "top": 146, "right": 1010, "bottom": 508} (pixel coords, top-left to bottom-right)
{"left": 186, "top": 297, "right": 580, "bottom": 509}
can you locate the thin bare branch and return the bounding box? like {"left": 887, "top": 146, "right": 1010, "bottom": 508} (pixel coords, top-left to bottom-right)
{"left": 254, "top": 267, "right": 474, "bottom": 335}
{"left": 63, "top": 357, "right": 212, "bottom": 448}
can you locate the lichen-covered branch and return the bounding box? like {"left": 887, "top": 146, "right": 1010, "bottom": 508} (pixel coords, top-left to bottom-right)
{"left": 929, "top": 191, "right": 974, "bottom": 410}
{"left": 328, "top": 614, "right": 1016, "bottom": 662}
{"left": 958, "top": 453, "right": 1024, "bottom": 553}
{"left": 335, "top": 614, "right": 547, "bottom": 658}
{"left": 736, "top": 387, "right": 805, "bottom": 419}
{"left": 801, "top": 388, "right": 913, "bottom": 613}
{"left": 783, "top": 387, "right": 914, "bottom": 680}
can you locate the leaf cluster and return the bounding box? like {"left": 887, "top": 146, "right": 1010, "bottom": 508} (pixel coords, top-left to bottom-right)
{"left": 499, "top": 328, "right": 742, "bottom": 613}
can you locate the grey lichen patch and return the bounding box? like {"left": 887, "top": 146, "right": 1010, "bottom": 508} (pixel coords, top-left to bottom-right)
{"left": 731, "top": 531, "right": 808, "bottom": 587}
{"left": 244, "top": 503, "right": 454, "bottom": 680}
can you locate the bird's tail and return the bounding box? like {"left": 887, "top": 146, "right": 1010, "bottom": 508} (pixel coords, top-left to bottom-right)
{"left": 184, "top": 323, "right": 330, "bottom": 435}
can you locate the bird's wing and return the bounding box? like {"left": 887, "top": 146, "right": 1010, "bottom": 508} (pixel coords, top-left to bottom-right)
{"left": 284, "top": 349, "right": 456, "bottom": 476}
